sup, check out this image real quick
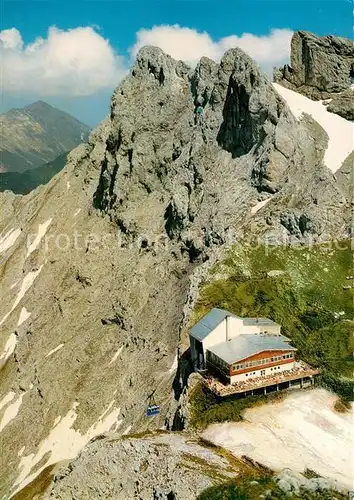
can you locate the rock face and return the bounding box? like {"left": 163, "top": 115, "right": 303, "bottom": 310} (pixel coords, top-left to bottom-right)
{"left": 36, "top": 434, "right": 348, "bottom": 499}
{"left": 335, "top": 151, "right": 354, "bottom": 205}
{"left": 326, "top": 88, "right": 354, "bottom": 120}
{"left": 0, "top": 44, "right": 352, "bottom": 497}
{"left": 94, "top": 45, "right": 350, "bottom": 245}
{"left": 0, "top": 101, "right": 90, "bottom": 173}
{"left": 276, "top": 469, "right": 347, "bottom": 495}
{"left": 41, "top": 432, "right": 237, "bottom": 499}
{"left": 274, "top": 31, "right": 354, "bottom": 101}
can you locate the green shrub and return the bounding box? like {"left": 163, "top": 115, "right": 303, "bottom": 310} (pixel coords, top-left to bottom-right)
{"left": 197, "top": 477, "right": 348, "bottom": 500}
{"left": 319, "top": 373, "right": 354, "bottom": 402}
{"left": 190, "top": 382, "right": 285, "bottom": 429}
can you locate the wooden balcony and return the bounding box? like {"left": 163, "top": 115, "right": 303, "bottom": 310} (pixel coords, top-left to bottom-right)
{"left": 203, "top": 360, "right": 320, "bottom": 397}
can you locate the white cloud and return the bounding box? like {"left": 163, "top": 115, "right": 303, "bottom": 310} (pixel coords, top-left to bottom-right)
{"left": 131, "top": 25, "right": 220, "bottom": 66}
{"left": 0, "top": 27, "right": 126, "bottom": 96}
{"left": 0, "top": 28, "right": 23, "bottom": 50}
{"left": 0, "top": 24, "right": 293, "bottom": 100}
{"left": 131, "top": 25, "right": 293, "bottom": 73}
{"left": 220, "top": 29, "right": 294, "bottom": 70}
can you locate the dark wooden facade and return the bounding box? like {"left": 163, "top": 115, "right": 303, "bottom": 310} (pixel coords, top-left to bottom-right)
{"left": 229, "top": 349, "right": 295, "bottom": 376}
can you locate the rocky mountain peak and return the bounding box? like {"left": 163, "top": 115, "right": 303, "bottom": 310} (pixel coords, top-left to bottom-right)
{"left": 92, "top": 44, "right": 305, "bottom": 262}
{"left": 90, "top": 43, "right": 350, "bottom": 257}
{"left": 133, "top": 45, "right": 190, "bottom": 83}
{"left": 25, "top": 100, "right": 54, "bottom": 111}
{"left": 274, "top": 30, "right": 354, "bottom": 102}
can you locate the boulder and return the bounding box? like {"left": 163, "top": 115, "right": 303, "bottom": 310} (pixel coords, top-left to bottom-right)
{"left": 327, "top": 88, "right": 354, "bottom": 120}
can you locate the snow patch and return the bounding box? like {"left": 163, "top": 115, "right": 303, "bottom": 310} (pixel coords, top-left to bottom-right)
{"left": 17, "top": 446, "right": 25, "bottom": 457}
{"left": 74, "top": 209, "right": 81, "bottom": 217}
{"left": 12, "top": 268, "right": 44, "bottom": 309}
{"left": 0, "top": 393, "right": 24, "bottom": 433}
{"left": 108, "top": 346, "right": 124, "bottom": 366}
{"left": 0, "top": 391, "right": 16, "bottom": 411}
{"left": 203, "top": 389, "right": 353, "bottom": 490}
{"left": 46, "top": 344, "right": 64, "bottom": 357}
{"left": 53, "top": 416, "right": 62, "bottom": 427}
{"left": 122, "top": 425, "right": 132, "bottom": 435}
{"left": 17, "top": 307, "right": 31, "bottom": 327}
{"left": 0, "top": 334, "right": 17, "bottom": 366}
{"left": 267, "top": 270, "right": 285, "bottom": 277}
{"left": 273, "top": 83, "right": 354, "bottom": 173}
{"left": 67, "top": 181, "right": 71, "bottom": 191}
{"left": 0, "top": 266, "right": 43, "bottom": 326}
{"left": 0, "top": 228, "right": 21, "bottom": 255}
{"left": 10, "top": 281, "right": 18, "bottom": 290}
{"left": 26, "top": 218, "right": 52, "bottom": 257}
{"left": 334, "top": 311, "right": 345, "bottom": 320}
{"left": 168, "top": 355, "right": 178, "bottom": 374}
{"left": 251, "top": 198, "right": 272, "bottom": 215}
{"left": 13, "top": 401, "right": 122, "bottom": 495}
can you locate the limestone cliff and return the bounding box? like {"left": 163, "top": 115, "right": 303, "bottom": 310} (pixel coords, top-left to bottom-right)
{"left": 274, "top": 31, "right": 354, "bottom": 98}
{"left": 274, "top": 31, "right": 354, "bottom": 121}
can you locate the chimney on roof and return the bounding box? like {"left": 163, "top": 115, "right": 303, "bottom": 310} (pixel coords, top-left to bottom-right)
{"left": 226, "top": 315, "right": 230, "bottom": 341}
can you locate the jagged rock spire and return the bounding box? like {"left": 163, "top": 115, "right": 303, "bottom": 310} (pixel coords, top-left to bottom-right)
{"left": 274, "top": 30, "right": 354, "bottom": 99}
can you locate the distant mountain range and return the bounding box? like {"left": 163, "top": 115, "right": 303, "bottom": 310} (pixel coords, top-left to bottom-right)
{"left": 0, "top": 101, "right": 90, "bottom": 174}
{"left": 0, "top": 153, "right": 68, "bottom": 194}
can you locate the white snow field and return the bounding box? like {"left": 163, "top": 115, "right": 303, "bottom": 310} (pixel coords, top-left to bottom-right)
{"left": 17, "top": 307, "right": 31, "bottom": 327}
{"left": 0, "top": 334, "right": 17, "bottom": 367}
{"left": 0, "top": 265, "right": 43, "bottom": 327}
{"left": 250, "top": 198, "right": 272, "bottom": 215}
{"left": 12, "top": 400, "right": 122, "bottom": 496}
{"left": 168, "top": 355, "right": 178, "bottom": 374}
{"left": 0, "top": 228, "right": 21, "bottom": 255}
{"left": 46, "top": 343, "right": 65, "bottom": 357}
{"left": 26, "top": 218, "right": 52, "bottom": 257}
{"left": 108, "top": 345, "right": 124, "bottom": 366}
{"left": 122, "top": 424, "right": 132, "bottom": 435}
{"left": 273, "top": 83, "right": 354, "bottom": 174}
{"left": 0, "top": 391, "right": 16, "bottom": 412}
{"left": 0, "top": 392, "right": 25, "bottom": 433}
{"left": 203, "top": 389, "right": 353, "bottom": 490}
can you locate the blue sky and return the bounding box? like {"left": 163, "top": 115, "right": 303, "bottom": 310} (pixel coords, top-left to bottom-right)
{"left": 3, "top": 0, "right": 353, "bottom": 46}
{"left": 1, "top": 0, "right": 352, "bottom": 125}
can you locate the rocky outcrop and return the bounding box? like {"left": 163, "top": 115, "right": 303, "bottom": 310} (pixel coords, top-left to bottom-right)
{"left": 20, "top": 431, "right": 349, "bottom": 499}
{"left": 0, "top": 190, "right": 21, "bottom": 223}
{"left": 41, "top": 432, "right": 237, "bottom": 499}
{"left": 326, "top": 88, "right": 354, "bottom": 120}
{"left": 0, "top": 44, "right": 352, "bottom": 497}
{"left": 335, "top": 152, "right": 354, "bottom": 205}
{"left": 94, "top": 45, "right": 349, "bottom": 245}
{"left": 274, "top": 31, "right": 354, "bottom": 101}
{"left": 276, "top": 469, "right": 347, "bottom": 495}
